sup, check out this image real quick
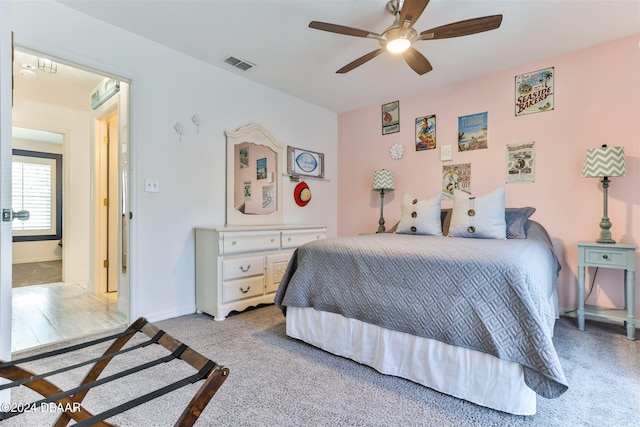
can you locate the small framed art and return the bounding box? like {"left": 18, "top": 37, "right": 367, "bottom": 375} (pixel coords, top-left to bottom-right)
{"left": 515, "top": 67, "right": 554, "bottom": 116}
{"left": 382, "top": 101, "right": 399, "bottom": 135}
{"left": 458, "top": 112, "right": 488, "bottom": 151}
{"left": 415, "top": 114, "right": 436, "bottom": 151}
{"left": 506, "top": 142, "right": 535, "bottom": 183}
{"left": 287, "top": 146, "right": 325, "bottom": 179}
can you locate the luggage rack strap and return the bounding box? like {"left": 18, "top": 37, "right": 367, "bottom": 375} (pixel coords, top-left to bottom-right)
{"left": 0, "top": 317, "right": 229, "bottom": 427}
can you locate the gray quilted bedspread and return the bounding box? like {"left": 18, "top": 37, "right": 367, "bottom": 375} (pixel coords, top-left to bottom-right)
{"left": 275, "top": 221, "right": 568, "bottom": 398}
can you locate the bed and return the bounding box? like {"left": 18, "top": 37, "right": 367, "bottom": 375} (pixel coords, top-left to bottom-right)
{"left": 275, "top": 195, "right": 568, "bottom": 416}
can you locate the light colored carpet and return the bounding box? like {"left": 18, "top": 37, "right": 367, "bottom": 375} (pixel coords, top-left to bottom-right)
{"left": 5, "top": 305, "right": 640, "bottom": 426}
{"left": 12, "top": 261, "right": 62, "bottom": 288}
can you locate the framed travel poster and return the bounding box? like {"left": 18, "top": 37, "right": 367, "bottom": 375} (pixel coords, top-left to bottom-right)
{"left": 415, "top": 114, "right": 436, "bottom": 151}
{"left": 515, "top": 67, "right": 554, "bottom": 116}
{"left": 458, "top": 112, "right": 488, "bottom": 151}
{"left": 442, "top": 163, "right": 471, "bottom": 200}
{"left": 256, "top": 157, "right": 267, "bottom": 180}
{"left": 506, "top": 142, "right": 535, "bottom": 183}
{"left": 382, "top": 100, "right": 400, "bottom": 135}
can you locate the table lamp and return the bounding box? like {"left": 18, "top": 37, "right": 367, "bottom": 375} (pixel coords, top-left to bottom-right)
{"left": 581, "top": 145, "right": 626, "bottom": 243}
{"left": 372, "top": 169, "right": 395, "bottom": 233}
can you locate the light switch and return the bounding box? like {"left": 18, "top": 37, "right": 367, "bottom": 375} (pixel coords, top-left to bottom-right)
{"left": 441, "top": 144, "right": 453, "bottom": 161}
{"left": 145, "top": 178, "right": 160, "bottom": 193}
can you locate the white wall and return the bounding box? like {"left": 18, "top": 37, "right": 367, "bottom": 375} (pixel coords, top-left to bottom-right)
{"left": 6, "top": 0, "right": 338, "bottom": 322}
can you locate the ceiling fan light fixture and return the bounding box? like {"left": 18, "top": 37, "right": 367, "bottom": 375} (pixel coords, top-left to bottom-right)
{"left": 386, "top": 38, "right": 411, "bottom": 53}
{"left": 309, "top": 0, "right": 503, "bottom": 74}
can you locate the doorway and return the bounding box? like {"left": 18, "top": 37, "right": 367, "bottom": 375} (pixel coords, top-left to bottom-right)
{"left": 11, "top": 48, "right": 130, "bottom": 352}
{"left": 94, "top": 108, "right": 122, "bottom": 294}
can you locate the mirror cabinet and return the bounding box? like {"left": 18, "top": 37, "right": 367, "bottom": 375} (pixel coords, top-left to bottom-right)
{"left": 225, "top": 123, "right": 283, "bottom": 226}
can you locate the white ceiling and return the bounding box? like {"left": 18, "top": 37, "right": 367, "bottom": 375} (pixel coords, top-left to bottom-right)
{"left": 45, "top": 0, "right": 640, "bottom": 113}
{"left": 13, "top": 49, "right": 107, "bottom": 111}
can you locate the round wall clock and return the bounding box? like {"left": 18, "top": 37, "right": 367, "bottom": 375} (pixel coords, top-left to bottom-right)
{"left": 390, "top": 143, "right": 405, "bottom": 160}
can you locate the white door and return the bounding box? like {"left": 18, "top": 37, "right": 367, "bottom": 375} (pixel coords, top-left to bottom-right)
{"left": 91, "top": 81, "right": 130, "bottom": 317}
{"left": 97, "top": 113, "right": 119, "bottom": 293}
{"left": 0, "top": 4, "right": 13, "bottom": 393}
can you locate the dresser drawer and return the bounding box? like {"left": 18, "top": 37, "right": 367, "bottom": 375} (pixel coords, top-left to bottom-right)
{"left": 222, "top": 256, "right": 265, "bottom": 281}
{"left": 222, "top": 276, "right": 264, "bottom": 303}
{"left": 582, "top": 247, "right": 629, "bottom": 268}
{"left": 222, "top": 231, "right": 280, "bottom": 255}
{"left": 265, "top": 251, "right": 293, "bottom": 294}
{"left": 282, "top": 229, "right": 326, "bottom": 249}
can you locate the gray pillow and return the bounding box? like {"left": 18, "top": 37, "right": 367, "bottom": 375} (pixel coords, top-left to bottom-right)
{"left": 505, "top": 207, "right": 536, "bottom": 239}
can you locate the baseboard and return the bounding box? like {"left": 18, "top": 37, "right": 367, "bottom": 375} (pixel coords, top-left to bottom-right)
{"left": 140, "top": 305, "right": 197, "bottom": 324}
{"left": 12, "top": 257, "right": 62, "bottom": 264}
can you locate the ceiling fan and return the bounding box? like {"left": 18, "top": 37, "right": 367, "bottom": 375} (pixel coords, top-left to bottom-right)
{"left": 309, "top": 0, "right": 503, "bottom": 75}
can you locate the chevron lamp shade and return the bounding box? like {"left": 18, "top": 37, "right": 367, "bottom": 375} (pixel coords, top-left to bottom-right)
{"left": 582, "top": 146, "right": 626, "bottom": 178}
{"left": 372, "top": 169, "right": 395, "bottom": 191}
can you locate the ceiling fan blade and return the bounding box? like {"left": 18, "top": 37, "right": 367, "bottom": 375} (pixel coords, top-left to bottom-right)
{"left": 399, "top": 0, "right": 430, "bottom": 27}
{"left": 336, "top": 49, "right": 385, "bottom": 74}
{"left": 419, "top": 15, "right": 503, "bottom": 40}
{"left": 309, "top": 21, "right": 380, "bottom": 38}
{"left": 402, "top": 47, "right": 432, "bottom": 75}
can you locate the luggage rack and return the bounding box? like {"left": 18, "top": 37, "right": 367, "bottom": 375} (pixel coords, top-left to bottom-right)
{"left": 0, "top": 317, "right": 229, "bottom": 426}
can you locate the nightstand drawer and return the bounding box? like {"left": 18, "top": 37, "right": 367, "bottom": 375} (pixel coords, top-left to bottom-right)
{"left": 582, "top": 247, "right": 629, "bottom": 268}
{"left": 222, "top": 231, "right": 280, "bottom": 255}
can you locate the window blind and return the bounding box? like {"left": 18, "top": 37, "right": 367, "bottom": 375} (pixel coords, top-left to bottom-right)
{"left": 12, "top": 161, "right": 53, "bottom": 231}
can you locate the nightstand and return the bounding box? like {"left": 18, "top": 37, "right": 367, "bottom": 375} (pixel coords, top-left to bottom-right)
{"left": 577, "top": 242, "right": 637, "bottom": 340}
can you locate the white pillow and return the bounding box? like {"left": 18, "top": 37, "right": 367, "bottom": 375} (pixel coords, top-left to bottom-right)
{"left": 395, "top": 192, "right": 442, "bottom": 236}
{"left": 448, "top": 187, "right": 506, "bottom": 239}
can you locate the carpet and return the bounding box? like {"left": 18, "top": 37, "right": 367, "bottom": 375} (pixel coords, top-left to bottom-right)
{"left": 12, "top": 261, "right": 62, "bottom": 288}
{"left": 5, "top": 305, "right": 640, "bottom": 426}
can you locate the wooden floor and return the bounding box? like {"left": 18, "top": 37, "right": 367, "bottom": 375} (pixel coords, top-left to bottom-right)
{"left": 12, "top": 282, "right": 127, "bottom": 353}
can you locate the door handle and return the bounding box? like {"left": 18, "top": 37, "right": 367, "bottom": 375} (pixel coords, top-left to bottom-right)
{"left": 12, "top": 210, "right": 30, "bottom": 221}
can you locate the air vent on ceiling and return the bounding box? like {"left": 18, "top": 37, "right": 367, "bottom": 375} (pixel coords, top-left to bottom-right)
{"left": 223, "top": 56, "right": 255, "bottom": 71}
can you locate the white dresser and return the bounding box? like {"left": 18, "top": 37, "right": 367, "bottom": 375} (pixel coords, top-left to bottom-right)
{"left": 195, "top": 225, "right": 326, "bottom": 320}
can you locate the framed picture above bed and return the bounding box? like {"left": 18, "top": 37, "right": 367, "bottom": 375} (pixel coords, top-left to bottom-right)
{"left": 506, "top": 142, "right": 535, "bottom": 183}
{"left": 458, "top": 112, "right": 488, "bottom": 151}
{"left": 415, "top": 114, "right": 436, "bottom": 151}
{"left": 381, "top": 100, "right": 400, "bottom": 135}
{"left": 442, "top": 163, "right": 471, "bottom": 200}
{"left": 515, "top": 67, "right": 554, "bottom": 116}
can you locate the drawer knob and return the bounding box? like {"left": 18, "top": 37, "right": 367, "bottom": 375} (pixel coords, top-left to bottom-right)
{"left": 288, "top": 237, "right": 292, "bottom": 242}
{"left": 271, "top": 238, "right": 275, "bottom": 243}
{"left": 602, "top": 254, "right": 609, "bottom": 259}
{"left": 239, "top": 265, "right": 251, "bottom": 273}
{"left": 239, "top": 286, "right": 251, "bottom": 294}
{"left": 232, "top": 241, "right": 237, "bottom": 246}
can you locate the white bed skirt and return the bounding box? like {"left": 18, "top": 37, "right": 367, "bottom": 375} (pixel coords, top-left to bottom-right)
{"left": 286, "top": 307, "right": 537, "bottom": 415}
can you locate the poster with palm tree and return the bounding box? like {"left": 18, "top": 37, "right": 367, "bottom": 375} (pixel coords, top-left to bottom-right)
{"left": 458, "top": 112, "right": 488, "bottom": 151}
{"left": 515, "top": 67, "right": 554, "bottom": 116}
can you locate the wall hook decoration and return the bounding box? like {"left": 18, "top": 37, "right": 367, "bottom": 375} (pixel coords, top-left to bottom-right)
{"left": 191, "top": 114, "right": 201, "bottom": 133}
{"left": 174, "top": 122, "right": 184, "bottom": 142}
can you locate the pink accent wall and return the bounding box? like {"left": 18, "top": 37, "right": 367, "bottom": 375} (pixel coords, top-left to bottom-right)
{"left": 338, "top": 34, "right": 640, "bottom": 315}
